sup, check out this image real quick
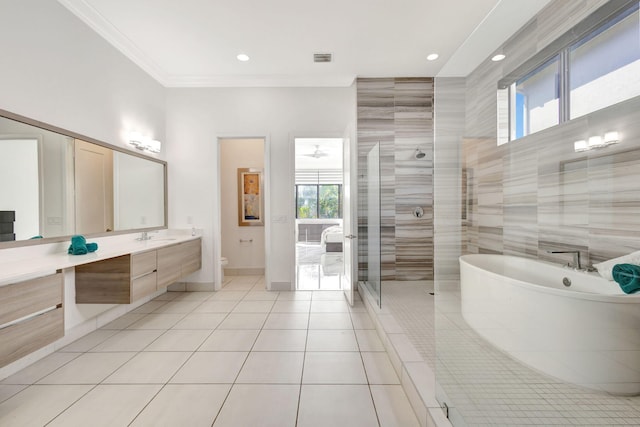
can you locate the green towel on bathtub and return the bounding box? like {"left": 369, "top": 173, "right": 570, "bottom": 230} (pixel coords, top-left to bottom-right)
{"left": 612, "top": 264, "right": 640, "bottom": 294}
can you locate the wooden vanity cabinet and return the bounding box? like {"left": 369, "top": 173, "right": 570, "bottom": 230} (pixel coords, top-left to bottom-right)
{"left": 76, "top": 238, "right": 202, "bottom": 303}
{"left": 75, "top": 250, "right": 157, "bottom": 304}
{"left": 0, "top": 272, "right": 64, "bottom": 367}
{"left": 157, "top": 239, "right": 202, "bottom": 290}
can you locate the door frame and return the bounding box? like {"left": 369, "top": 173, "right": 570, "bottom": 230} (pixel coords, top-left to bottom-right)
{"left": 214, "top": 135, "right": 271, "bottom": 290}
{"left": 290, "top": 133, "right": 355, "bottom": 296}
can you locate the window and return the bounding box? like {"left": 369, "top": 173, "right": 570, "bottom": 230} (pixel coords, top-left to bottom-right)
{"left": 499, "top": 0, "right": 640, "bottom": 142}
{"left": 295, "top": 184, "right": 342, "bottom": 219}
{"left": 510, "top": 57, "right": 560, "bottom": 139}
{"left": 569, "top": 5, "right": 640, "bottom": 119}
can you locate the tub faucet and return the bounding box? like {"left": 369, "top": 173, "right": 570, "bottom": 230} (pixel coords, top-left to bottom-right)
{"left": 547, "top": 250, "right": 581, "bottom": 269}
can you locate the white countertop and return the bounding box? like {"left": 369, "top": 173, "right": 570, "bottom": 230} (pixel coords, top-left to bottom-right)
{"left": 0, "top": 230, "right": 201, "bottom": 286}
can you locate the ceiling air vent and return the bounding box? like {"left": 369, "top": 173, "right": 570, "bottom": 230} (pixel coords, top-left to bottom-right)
{"left": 314, "top": 53, "right": 332, "bottom": 63}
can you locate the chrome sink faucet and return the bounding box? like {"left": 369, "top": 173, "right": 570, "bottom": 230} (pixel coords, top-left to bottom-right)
{"left": 547, "top": 250, "right": 581, "bottom": 269}
{"left": 137, "top": 231, "right": 151, "bottom": 241}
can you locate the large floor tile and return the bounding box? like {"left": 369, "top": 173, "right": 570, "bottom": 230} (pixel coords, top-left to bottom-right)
{"left": 153, "top": 292, "right": 181, "bottom": 301}
{"left": 236, "top": 352, "right": 304, "bottom": 384}
{"left": 310, "top": 299, "right": 350, "bottom": 313}
{"left": 100, "top": 313, "right": 146, "bottom": 330}
{"left": 243, "top": 291, "right": 279, "bottom": 301}
{"left": 307, "top": 330, "right": 358, "bottom": 352}
{"left": 172, "top": 291, "right": 214, "bottom": 301}
{"left": 355, "top": 329, "right": 386, "bottom": 352}
{"left": 91, "top": 330, "right": 164, "bottom": 352}
{"left": 153, "top": 300, "right": 203, "bottom": 314}
{"left": 210, "top": 291, "right": 248, "bottom": 301}
{"left": 271, "top": 300, "right": 311, "bottom": 313}
{"left": 0, "top": 384, "right": 27, "bottom": 404}
{"left": 193, "top": 300, "right": 238, "bottom": 313}
{"left": 232, "top": 300, "right": 275, "bottom": 313}
{"left": 362, "top": 352, "right": 400, "bottom": 384}
{"left": 60, "top": 329, "right": 118, "bottom": 352}
{"left": 277, "top": 291, "right": 312, "bottom": 300}
{"left": 104, "top": 352, "right": 191, "bottom": 384}
{"left": 212, "top": 384, "right": 299, "bottom": 427}
{"left": 1, "top": 352, "right": 81, "bottom": 385}
{"left": 297, "top": 385, "right": 378, "bottom": 427}
{"left": 170, "top": 352, "right": 247, "bottom": 383}
{"left": 130, "top": 300, "right": 168, "bottom": 314}
{"left": 47, "top": 384, "right": 161, "bottom": 427}
{"left": 308, "top": 313, "right": 353, "bottom": 329}
{"left": 37, "top": 352, "right": 135, "bottom": 384}
{"left": 130, "top": 384, "right": 230, "bottom": 427}
{"left": 126, "top": 313, "right": 185, "bottom": 329}
{"left": 199, "top": 330, "right": 260, "bottom": 351}
{"left": 312, "top": 290, "right": 347, "bottom": 301}
{"left": 217, "top": 313, "right": 268, "bottom": 329}
{"left": 145, "top": 329, "right": 211, "bottom": 351}
{"left": 302, "top": 352, "right": 367, "bottom": 384}
{"left": 370, "top": 385, "right": 421, "bottom": 427}
{"left": 0, "top": 385, "right": 92, "bottom": 426}
{"left": 263, "top": 313, "right": 309, "bottom": 329}
{"left": 253, "top": 329, "right": 307, "bottom": 351}
{"left": 172, "top": 313, "right": 226, "bottom": 329}
{"left": 350, "top": 311, "right": 376, "bottom": 329}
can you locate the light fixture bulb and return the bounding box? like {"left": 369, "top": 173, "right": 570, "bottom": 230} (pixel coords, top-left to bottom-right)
{"left": 491, "top": 54, "right": 506, "bottom": 62}
{"left": 237, "top": 53, "right": 250, "bottom": 62}
{"left": 604, "top": 131, "right": 620, "bottom": 144}
{"left": 588, "top": 135, "right": 604, "bottom": 148}
{"left": 573, "top": 140, "right": 588, "bottom": 152}
{"left": 427, "top": 53, "right": 439, "bottom": 61}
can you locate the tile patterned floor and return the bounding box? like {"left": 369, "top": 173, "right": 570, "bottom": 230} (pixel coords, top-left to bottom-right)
{"left": 0, "top": 275, "right": 419, "bottom": 426}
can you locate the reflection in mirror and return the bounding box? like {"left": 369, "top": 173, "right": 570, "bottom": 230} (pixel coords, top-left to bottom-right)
{"left": 0, "top": 116, "right": 74, "bottom": 241}
{"left": 0, "top": 110, "right": 166, "bottom": 246}
{"left": 113, "top": 151, "right": 165, "bottom": 230}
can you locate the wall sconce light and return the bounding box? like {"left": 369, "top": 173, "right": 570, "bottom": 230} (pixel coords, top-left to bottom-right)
{"left": 574, "top": 131, "right": 621, "bottom": 153}
{"left": 128, "top": 132, "right": 161, "bottom": 154}
{"left": 604, "top": 131, "right": 620, "bottom": 144}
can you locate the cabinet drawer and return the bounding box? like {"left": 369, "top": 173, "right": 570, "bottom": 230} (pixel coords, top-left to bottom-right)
{"left": 131, "top": 251, "right": 157, "bottom": 278}
{"left": 131, "top": 272, "right": 157, "bottom": 301}
{"left": 0, "top": 272, "right": 63, "bottom": 326}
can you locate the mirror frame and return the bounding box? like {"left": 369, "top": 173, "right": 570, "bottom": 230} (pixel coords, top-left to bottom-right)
{"left": 0, "top": 108, "right": 168, "bottom": 249}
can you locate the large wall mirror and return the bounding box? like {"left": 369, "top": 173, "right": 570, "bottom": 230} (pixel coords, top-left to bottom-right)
{"left": 0, "top": 110, "right": 167, "bottom": 247}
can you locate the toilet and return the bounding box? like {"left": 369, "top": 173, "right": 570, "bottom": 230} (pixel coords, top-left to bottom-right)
{"left": 220, "top": 257, "right": 229, "bottom": 283}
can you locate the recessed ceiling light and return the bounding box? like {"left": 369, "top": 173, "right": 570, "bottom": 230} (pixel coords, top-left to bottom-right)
{"left": 427, "top": 53, "right": 439, "bottom": 61}
{"left": 237, "top": 53, "right": 250, "bottom": 62}
{"left": 491, "top": 54, "right": 506, "bottom": 62}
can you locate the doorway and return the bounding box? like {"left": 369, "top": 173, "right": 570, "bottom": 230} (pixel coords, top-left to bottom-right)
{"left": 219, "top": 138, "right": 266, "bottom": 289}
{"left": 294, "top": 138, "right": 344, "bottom": 290}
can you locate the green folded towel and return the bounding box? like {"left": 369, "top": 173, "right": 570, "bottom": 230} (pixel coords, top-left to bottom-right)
{"left": 68, "top": 235, "right": 88, "bottom": 255}
{"left": 612, "top": 264, "right": 640, "bottom": 294}
{"left": 86, "top": 242, "right": 98, "bottom": 253}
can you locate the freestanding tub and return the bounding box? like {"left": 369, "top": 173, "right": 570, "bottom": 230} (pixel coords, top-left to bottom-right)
{"left": 460, "top": 254, "right": 640, "bottom": 395}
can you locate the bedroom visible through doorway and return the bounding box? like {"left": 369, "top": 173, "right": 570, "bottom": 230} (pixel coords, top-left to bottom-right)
{"left": 294, "top": 138, "right": 344, "bottom": 290}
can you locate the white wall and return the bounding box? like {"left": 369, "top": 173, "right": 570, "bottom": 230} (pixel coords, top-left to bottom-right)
{"left": 166, "top": 86, "right": 357, "bottom": 289}
{"left": 220, "top": 139, "right": 265, "bottom": 270}
{"left": 0, "top": 0, "right": 166, "bottom": 158}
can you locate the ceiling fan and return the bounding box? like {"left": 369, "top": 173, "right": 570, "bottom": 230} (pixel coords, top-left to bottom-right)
{"left": 302, "top": 145, "right": 329, "bottom": 158}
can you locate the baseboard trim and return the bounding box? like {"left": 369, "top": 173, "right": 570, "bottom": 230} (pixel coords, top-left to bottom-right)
{"left": 224, "top": 268, "right": 265, "bottom": 276}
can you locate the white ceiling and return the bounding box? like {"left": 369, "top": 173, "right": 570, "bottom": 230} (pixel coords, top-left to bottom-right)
{"left": 295, "top": 138, "right": 342, "bottom": 170}
{"left": 57, "top": 0, "right": 552, "bottom": 87}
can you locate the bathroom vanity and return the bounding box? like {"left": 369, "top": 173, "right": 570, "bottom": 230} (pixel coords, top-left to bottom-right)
{"left": 0, "top": 234, "right": 201, "bottom": 369}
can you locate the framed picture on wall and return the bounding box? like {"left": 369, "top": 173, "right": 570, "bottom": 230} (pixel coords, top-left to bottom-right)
{"left": 238, "top": 168, "right": 264, "bottom": 226}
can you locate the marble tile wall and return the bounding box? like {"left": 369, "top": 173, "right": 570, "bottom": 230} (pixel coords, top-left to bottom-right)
{"left": 461, "top": 2, "right": 640, "bottom": 266}
{"left": 357, "top": 78, "right": 434, "bottom": 281}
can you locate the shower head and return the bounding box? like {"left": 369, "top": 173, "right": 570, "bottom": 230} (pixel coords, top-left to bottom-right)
{"left": 415, "top": 148, "right": 426, "bottom": 159}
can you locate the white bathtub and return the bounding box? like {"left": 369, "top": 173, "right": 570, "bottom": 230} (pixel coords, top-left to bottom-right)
{"left": 460, "top": 254, "right": 640, "bottom": 395}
